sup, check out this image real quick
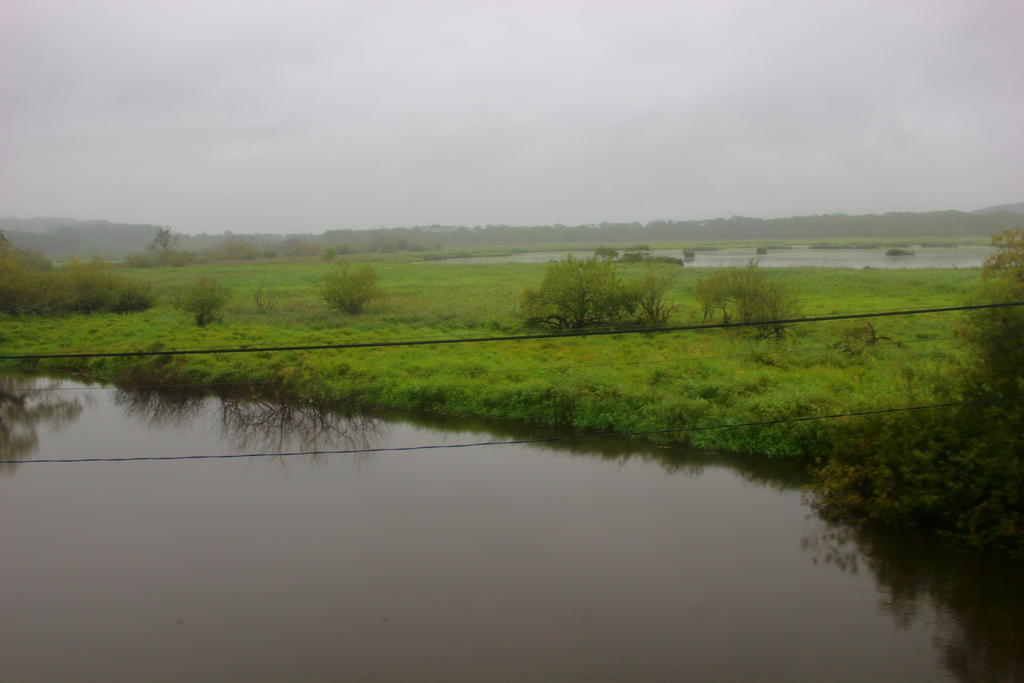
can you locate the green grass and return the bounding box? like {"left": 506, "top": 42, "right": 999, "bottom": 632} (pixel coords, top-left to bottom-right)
{"left": 0, "top": 259, "right": 984, "bottom": 459}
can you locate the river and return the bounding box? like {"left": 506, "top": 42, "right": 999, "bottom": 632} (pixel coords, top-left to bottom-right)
{"left": 2, "top": 377, "right": 1021, "bottom": 681}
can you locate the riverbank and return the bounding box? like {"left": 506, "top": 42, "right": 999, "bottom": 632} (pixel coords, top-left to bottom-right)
{"left": 0, "top": 263, "right": 981, "bottom": 459}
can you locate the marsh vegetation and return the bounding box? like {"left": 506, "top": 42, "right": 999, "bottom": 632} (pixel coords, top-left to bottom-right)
{"left": 0, "top": 235, "right": 153, "bottom": 315}
{"left": 1, "top": 231, "right": 1022, "bottom": 554}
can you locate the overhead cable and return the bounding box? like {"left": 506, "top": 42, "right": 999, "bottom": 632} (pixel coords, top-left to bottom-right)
{"left": 15, "top": 334, "right": 953, "bottom": 394}
{"left": 3, "top": 395, "right": 1014, "bottom": 465}
{"left": 1, "top": 301, "right": 1021, "bottom": 361}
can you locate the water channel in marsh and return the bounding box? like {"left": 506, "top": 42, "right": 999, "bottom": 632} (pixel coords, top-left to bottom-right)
{"left": 2, "top": 376, "right": 1022, "bottom": 681}
{"left": 436, "top": 244, "right": 993, "bottom": 268}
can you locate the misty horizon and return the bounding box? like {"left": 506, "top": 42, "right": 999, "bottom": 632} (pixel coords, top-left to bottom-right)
{"left": 4, "top": 199, "right": 1022, "bottom": 240}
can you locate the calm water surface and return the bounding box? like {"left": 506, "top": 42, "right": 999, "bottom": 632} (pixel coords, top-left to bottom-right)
{"left": 2, "top": 377, "right": 1022, "bottom": 681}
{"left": 440, "top": 245, "right": 992, "bottom": 268}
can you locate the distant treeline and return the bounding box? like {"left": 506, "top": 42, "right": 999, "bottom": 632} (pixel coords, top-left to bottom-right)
{"left": 3, "top": 209, "right": 1022, "bottom": 259}
{"left": 332, "top": 210, "right": 1022, "bottom": 248}
{"left": 1, "top": 218, "right": 164, "bottom": 257}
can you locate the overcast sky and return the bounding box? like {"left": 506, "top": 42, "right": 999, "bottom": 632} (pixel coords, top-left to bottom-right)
{"left": 2, "top": 0, "right": 1022, "bottom": 234}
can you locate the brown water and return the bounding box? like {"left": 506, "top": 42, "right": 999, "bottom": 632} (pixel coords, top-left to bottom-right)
{"left": 2, "top": 378, "right": 1022, "bottom": 682}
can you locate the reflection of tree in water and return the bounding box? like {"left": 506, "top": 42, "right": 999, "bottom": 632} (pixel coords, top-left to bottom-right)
{"left": 113, "top": 386, "right": 384, "bottom": 460}
{"left": 0, "top": 377, "right": 85, "bottom": 471}
{"left": 803, "top": 522, "right": 1024, "bottom": 682}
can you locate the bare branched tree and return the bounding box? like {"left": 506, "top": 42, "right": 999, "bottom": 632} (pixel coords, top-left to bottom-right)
{"left": 147, "top": 226, "right": 179, "bottom": 262}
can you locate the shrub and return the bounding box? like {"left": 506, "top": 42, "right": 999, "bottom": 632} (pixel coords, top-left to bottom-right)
{"left": 814, "top": 230, "right": 1024, "bottom": 556}
{"left": 110, "top": 283, "right": 156, "bottom": 312}
{"left": 979, "top": 228, "right": 1024, "bottom": 285}
{"left": 520, "top": 257, "right": 632, "bottom": 329}
{"left": 0, "top": 256, "right": 43, "bottom": 314}
{"left": 961, "top": 229, "right": 1024, "bottom": 399}
{"left": 0, "top": 251, "right": 152, "bottom": 315}
{"left": 250, "top": 282, "right": 280, "bottom": 313}
{"left": 123, "top": 250, "right": 197, "bottom": 268}
{"left": 319, "top": 263, "right": 385, "bottom": 314}
{"left": 627, "top": 264, "right": 679, "bottom": 324}
{"left": 8, "top": 248, "right": 52, "bottom": 272}
{"left": 617, "top": 246, "right": 652, "bottom": 263}
{"left": 165, "top": 250, "right": 199, "bottom": 267}
{"left": 123, "top": 253, "right": 156, "bottom": 268}
{"left": 208, "top": 239, "right": 259, "bottom": 261}
{"left": 180, "top": 276, "right": 231, "bottom": 326}
{"left": 815, "top": 409, "right": 1023, "bottom": 555}
{"left": 831, "top": 322, "right": 900, "bottom": 355}
{"left": 48, "top": 260, "right": 152, "bottom": 313}
{"left": 695, "top": 261, "right": 799, "bottom": 338}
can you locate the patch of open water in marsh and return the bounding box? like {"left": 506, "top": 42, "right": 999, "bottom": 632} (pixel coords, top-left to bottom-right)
{"left": 437, "top": 245, "right": 992, "bottom": 268}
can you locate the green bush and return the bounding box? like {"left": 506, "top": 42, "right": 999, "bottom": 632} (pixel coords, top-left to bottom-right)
{"left": 319, "top": 263, "right": 385, "bottom": 314}
{"left": 519, "top": 257, "right": 635, "bottom": 329}
{"left": 0, "top": 256, "right": 44, "bottom": 314}
{"left": 0, "top": 234, "right": 48, "bottom": 314}
{"left": 123, "top": 253, "right": 156, "bottom": 268}
{"left": 180, "top": 276, "right": 231, "bottom": 326}
{"left": 0, "top": 250, "right": 152, "bottom": 315}
{"left": 816, "top": 402, "right": 1023, "bottom": 556}
{"left": 814, "top": 230, "right": 1024, "bottom": 556}
{"left": 520, "top": 257, "right": 678, "bottom": 329}
{"left": 695, "top": 261, "right": 799, "bottom": 338}
{"left": 250, "top": 281, "right": 280, "bottom": 313}
{"left": 48, "top": 260, "right": 153, "bottom": 313}
{"left": 628, "top": 264, "right": 679, "bottom": 324}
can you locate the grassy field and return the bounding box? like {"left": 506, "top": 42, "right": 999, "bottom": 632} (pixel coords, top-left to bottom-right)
{"left": 0, "top": 259, "right": 984, "bottom": 459}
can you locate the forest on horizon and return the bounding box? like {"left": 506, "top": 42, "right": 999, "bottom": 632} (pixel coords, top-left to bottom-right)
{"left": 3, "top": 205, "right": 1022, "bottom": 259}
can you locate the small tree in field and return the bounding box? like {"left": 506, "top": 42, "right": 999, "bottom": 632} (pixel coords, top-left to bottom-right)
{"left": 148, "top": 226, "right": 179, "bottom": 263}
{"left": 695, "top": 261, "right": 798, "bottom": 338}
{"left": 319, "top": 263, "right": 385, "bottom": 314}
{"left": 519, "top": 256, "right": 634, "bottom": 329}
{"left": 180, "top": 276, "right": 230, "bottom": 326}
{"left": 628, "top": 264, "right": 678, "bottom": 324}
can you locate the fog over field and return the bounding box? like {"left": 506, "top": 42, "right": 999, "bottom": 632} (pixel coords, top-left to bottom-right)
{"left": 2, "top": 0, "right": 1022, "bottom": 233}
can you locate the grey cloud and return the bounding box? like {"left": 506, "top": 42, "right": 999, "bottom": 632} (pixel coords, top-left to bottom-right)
{"left": 2, "top": 0, "right": 1021, "bottom": 232}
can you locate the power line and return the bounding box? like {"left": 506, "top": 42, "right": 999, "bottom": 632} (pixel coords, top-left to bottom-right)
{"left": 1, "top": 301, "right": 1020, "bottom": 361}
{"left": 17, "top": 334, "right": 953, "bottom": 394}
{"left": 254, "top": 300, "right": 977, "bottom": 344}
{"left": 3, "top": 395, "right": 1013, "bottom": 465}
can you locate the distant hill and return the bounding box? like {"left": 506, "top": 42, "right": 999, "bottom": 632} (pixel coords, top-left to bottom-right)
{"left": 972, "top": 202, "right": 1024, "bottom": 215}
